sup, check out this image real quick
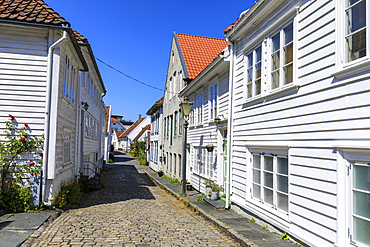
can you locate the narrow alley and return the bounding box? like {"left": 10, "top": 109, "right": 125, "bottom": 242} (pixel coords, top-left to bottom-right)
{"left": 27, "top": 152, "right": 239, "bottom": 246}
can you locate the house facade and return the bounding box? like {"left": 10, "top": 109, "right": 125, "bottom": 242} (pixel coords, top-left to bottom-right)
{"left": 225, "top": 0, "right": 370, "bottom": 246}
{"left": 162, "top": 32, "right": 229, "bottom": 181}
{"left": 118, "top": 116, "right": 150, "bottom": 151}
{"left": 104, "top": 106, "right": 112, "bottom": 163}
{"left": 147, "top": 97, "right": 163, "bottom": 171}
{"left": 179, "top": 47, "right": 230, "bottom": 195}
{"left": 0, "top": 0, "right": 107, "bottom": 206}
{"left": 74, "top": 30, "right": 107, "bottom": 179}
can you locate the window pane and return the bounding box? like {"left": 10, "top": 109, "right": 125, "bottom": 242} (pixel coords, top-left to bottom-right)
{"left": 353, "top": 216, "right": 370, "bottom": 246}
{"left": 346, "top": 1, "right": 366, "bottom": 34}
{"left": 277, "top": 192, "right": 288, "bottom": 212}
{"left": 256, "top": 46, "right": 262, "bottom": 62}
{"left": 284, "top": 43, "right": 293, "bottom": 65}
{"left": 253, "top": 155, "right": 261, "bottom": 168}
{"left": 277, "top": 175, "right": 288, "bottom": 193}
{"left": 271, "top": 51, "right": 280, "bottom": 70}
{"left": 353, "top": 190, "right": 370, "bottom": 219}
{"left": 353, "top": 165, "right": 370, "bottom": 191}
{"left": 271, "top": 71, "right": 280, "bottom": 89}
{"left": 247, "top": 84, "right": 252, "bottom": 98}
{"left": 346, "top": 28, "right": 367, "bottom": 62}
{"left": 253, "top": 169, "right": 261, "bottom": 184}
{"left": 264, "top": 156, "right": 273, "bottom": 171}
{"left": 255, "top": 79, "right": 261, "bottom": 95}
{"left": 284, "top": 64, "right": 294, "bottom": 85}
{"left": 253, "top": 184, "right": 261, "bottom": 198}
{"left": 277, "top": 157, "right": 288, "bottom": 175}
{"left": 255, "top": 62, "right": 262, "bottom": 78}
{"left": 348, "top": 0, "right": 362, "bottom": 6}
{"left": 272, "top": 33, "right": 280, "bottom": 53}
{"left": 247, "top": 68, "right": 253, "bottom": 83}
{"left": 264, "top": 171, "right": 273, "bottom": 188}
{"left": 247, "top": 53, "right": 253, "bottom": 67}
{"left": 284, "top": 23, "right": 293, "bottom": 45}
{"left": 264, "top": 188, "right": 273, "bottom": 205}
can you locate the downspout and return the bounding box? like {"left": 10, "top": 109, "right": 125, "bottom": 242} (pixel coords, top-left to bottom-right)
{"left": 42, "top": 30, "right": 67, "bottom": 205}
{"left": 225, "top": 40, "right": 234, "bottom": 209}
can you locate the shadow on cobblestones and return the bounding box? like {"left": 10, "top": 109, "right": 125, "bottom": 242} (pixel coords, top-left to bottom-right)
{"left": 74, "top": 154, "right": 157, "bottom": 209}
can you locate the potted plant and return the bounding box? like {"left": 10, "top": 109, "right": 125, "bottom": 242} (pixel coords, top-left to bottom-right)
{"left": 210, "top": 182, "right": 223, "bottom": 201}
{"left": 157, "top": 170, "right": 164, "bottom": 177}
{"left": 204, "top": 178, "right": 212, "bottom": 199}
{"left": 205, "top": 144, "right": 214, "bottom": 152}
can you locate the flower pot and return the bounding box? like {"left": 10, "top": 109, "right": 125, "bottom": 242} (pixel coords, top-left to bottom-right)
{"left": 186, "top": 183, "right": 193, "bottom": 191}
{"left": 205, "top": 187, "right": 212, "bottom": 199}
{"left": 210, "top": 191, "right": 218, "bottom": 200}
{"left": 206, "top": 146, "right": 214, "bottom": 152}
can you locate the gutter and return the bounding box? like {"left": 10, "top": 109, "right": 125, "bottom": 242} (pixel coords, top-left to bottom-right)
{"left": 225, "top": 39, "right": 234, "bottom": 209}
{"left": 42, "top": 30, "right": 67, "bottom": 205}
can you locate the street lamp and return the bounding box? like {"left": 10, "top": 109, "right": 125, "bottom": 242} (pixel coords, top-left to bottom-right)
{"left": 179, "top": 96, "right": 193, "bottom": 197}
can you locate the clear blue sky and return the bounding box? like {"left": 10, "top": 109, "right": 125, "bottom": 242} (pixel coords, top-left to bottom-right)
{"left": 48, "top": 0, "right": 254, "bottom": 122}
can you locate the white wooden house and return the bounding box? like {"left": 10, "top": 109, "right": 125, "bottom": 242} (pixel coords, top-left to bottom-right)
{"left": 147, "top": 97, "right": 163, "bottom": 171}
{"left": 0, "top": 0, "right": 89, "bottom": 205}
{"left": 179, "top": 47, "right": 230, "bottom": 196}
{"left": 74, "top": 30, "right": 107, "bottom": 179}
{"left": 162, "top": 32, "right": 229, "bottom": 180}
{"left": 225, "top": 0, "right": 370, "bottom": 246}
{"left": 104, "top": 106, "right": 112, "bottom": 163}
{"left": 118, "top": 116, "right": 150, "bottom": 151}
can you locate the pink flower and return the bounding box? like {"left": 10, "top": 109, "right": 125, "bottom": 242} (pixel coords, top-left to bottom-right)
{"left": 19, "top": 138, "right": 26, "bottom": 142}
{"left": 33, "top": 135, "right": 36, "bottom": 137}
{"left": 29, "top": 162, "right": 35, "bottom": 166}
{"left": 24, "top": 123, "right": 28, "bottom": 127}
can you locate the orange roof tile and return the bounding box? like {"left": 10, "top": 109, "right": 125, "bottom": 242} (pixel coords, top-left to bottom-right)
{"left": 224, "top": 18, "right": 239, "bottom": 34}
{"left": 176, "top": 33, "right": 228, "bottom": 80}
{"left": 133, "top": 124, "right": 150, "bottom": 142}
{"left": 146, "top": 97, "right": 163, "bottom": 115}
{"left": 111, "top": 118, "right": 119, "bottom": 122}
{"left": 120, "top": 117, "right": 146, "bottom": 138}
{"left": 115, "top": 130, "right": 124, "bottom": 141}
{"left": 0, "top": 0, "right": 70, "bottom": 26}
{"left": 72, "top": 29, "right": 87, "bottom": 43}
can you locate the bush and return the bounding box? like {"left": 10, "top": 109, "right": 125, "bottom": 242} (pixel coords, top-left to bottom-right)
{"left": 108, "top": 159, "right": 113, "bottom": 163}
{"left": 158, "top": 170, "right": 164, "bottom": 177}
{"left": 109, "top": 152, "right": 114, "bottom": 161}
{"left": 0, "top": 185, "right": 32, "bottom": 213}
{"left": 54, "top": 179, "right": 82, "bottom": 209}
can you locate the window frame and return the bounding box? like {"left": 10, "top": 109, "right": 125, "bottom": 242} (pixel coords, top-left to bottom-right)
{"left": 244, "top": 45, "right": 262, "bottom": 100}
{"left": 196, "top": 92, "right": 203, "bottom": 125}
{"left": 174, "top": 111, "right": 177, "bottom": 136}
{"left": 179, "top": 110, "right": 182, "bottom": 135}
{"left": 209, "top": 83, "right": 218, "bottom": 121}
{"left": 63, "top": 130, "right": 72, "bottom": 164}
{"left": 63, "top": 55, "right": 70, "bottom": 99}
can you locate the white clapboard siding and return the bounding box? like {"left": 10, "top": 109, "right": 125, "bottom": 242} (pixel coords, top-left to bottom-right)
{"left": 0, "top": 24, "right": 48, "bottom": 139}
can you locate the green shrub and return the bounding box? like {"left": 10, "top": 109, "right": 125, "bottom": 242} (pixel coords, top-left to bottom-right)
{"left": 108, "top": 159, "right": 113, "bottom": 163}
{"left": 0, "top": 185, "right": 32, "bottom": 213}
{"left": 109, "top": 152, "right": 114, "bottom": 161}
{"left": 54, "top": 179, "right": 82, "bottom": 209}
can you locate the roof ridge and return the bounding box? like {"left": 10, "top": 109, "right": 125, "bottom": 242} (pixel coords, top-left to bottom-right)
{"left": 176, "top": 32, "right": 225, "bottom": 41}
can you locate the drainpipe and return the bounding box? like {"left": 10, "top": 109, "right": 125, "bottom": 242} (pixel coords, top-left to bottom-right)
{"left": 42, "top": 30, "right": 67, "bottom": 205}
{"left": 225, "top": 40, "right": 234, "bottom": 209}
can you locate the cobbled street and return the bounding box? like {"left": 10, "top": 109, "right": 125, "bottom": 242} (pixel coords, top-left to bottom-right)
{"left": 28, "top": 152, "right": 240, "bottom": 247}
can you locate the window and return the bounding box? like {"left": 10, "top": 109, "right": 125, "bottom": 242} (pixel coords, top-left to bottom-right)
{"left": 178, "top": 154, "right": 182, "bottom": 178}
{"left": 170, "top": 115, "right": 173, "bottom": 145}
{"left": 63, "top": 55, "right": 70, "bottom": 98}
{"left": 63, "top": 132, "right": 71, "bottom": 164}
{"left": 197, "top": 93, "right": 203, "bottom": 125}
{"left": 189, "top": 98, "right": 195, "bottom": 126}
{"left": 245, "top": 46, "right": 262, "bottom": 98}
{"left": 164, "top": 117, "right": 167, "bottom": 137}
{"left": 69, "top": 66, "right": 75, "bottom": 104}
{"left": 194, "top": 148, "right": 215, "bottom": 178}
{"left": 173, "top": 72, "right": 177, "bottom": 97}
{"left": 350, "top": 161, "right": 370, "bottom": 246}
{"left": 174, "top": 112, "right": 177, "bottom": 136}
{"left": 87, "top": 73, "right": 90, "bottom": 94}
{"left": 179, "top": 111, "right": 182, "bottom": 135}
{"left": 167, "top": 116, "right": 169, "bottom": 137}
{"left": 270, "top": 23, "right": 294, "bottom": 90}
{"left": 210, "top": 84, "right": 218, "bottom": 120}
{"left": 345, "top": 0, "right": 367, "bottom": 63}
{"left": 80, "top": 71, "right": 85, "bottom": 88}
{"left": 251, "top": 153, "right": 289, "bottom": 212}
{"left": 174, "top": 154, "right": 177, "bottom": 176}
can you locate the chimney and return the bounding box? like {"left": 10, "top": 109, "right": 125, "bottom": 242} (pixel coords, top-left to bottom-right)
{"left": 138, "top": 114, "right": 142, "bottom": 120}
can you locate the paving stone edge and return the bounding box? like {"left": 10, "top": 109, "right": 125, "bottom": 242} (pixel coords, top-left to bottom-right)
{"left": 144, "top": 170, "right": 258, "bottom": 247}
{"left": 20, "top": 209, "right": 62, "bottom": 247}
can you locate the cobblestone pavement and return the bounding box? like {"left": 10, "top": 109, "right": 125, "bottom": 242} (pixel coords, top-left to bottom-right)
{"left": 28, "top": 153, "right": 240, "bottom": 247}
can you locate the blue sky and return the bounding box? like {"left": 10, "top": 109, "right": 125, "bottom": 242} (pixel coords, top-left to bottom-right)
{"left": 48, "top": 0, "right": 254, "bottom": 122}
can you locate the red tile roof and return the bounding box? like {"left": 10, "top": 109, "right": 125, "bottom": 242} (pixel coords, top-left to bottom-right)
{"left": 133, "top": 124, "right": 150, "bottom": 142}
{"left": 115, "top": 131, "right": 124, "bottom": 142}
{"left": 224, "top": 18, "right": 239, "bottom": 34}
{"left": 105, "top": 106, "right": 111, "bottom": 132}
{"left": 157, "top": 97, "right": 164, "bottom": 104}
{"left": 120, "top": 117, "right": 146, "bottom": 138}
{"left": 176, "top": 33, "right": 228, "bottom": 80}
{"left": 0, "top": 0, "right": 70, "bottom": 26}
{"left": 72, "top": 29, "right": 87, "bottom": 43}
{"left": 146, "top": 97, "right": 163, "bottom": 115}
{"left": 111, "top": 118, "right": 119, "bottom": 123}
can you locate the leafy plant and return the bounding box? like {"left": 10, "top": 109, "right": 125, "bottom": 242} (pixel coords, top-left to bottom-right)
{"left": 197, "top": 193, "right": 205, "bottom": 201}
{"left": 281, "top": 232, "right": 290, "bottom": 240}
{"left": 55, "top": 179, "right": 83, "bottom": 209}
{"left": 263, "top": 225, "right": 270, "bottom": 231}
{"left": 108, "top": 159, "right": 113, "bottom": 163}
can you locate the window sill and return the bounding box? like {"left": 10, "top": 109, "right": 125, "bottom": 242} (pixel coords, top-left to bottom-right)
{"left": 243, "top": 83, "right": 299, "bottom": 106}
{"left": 333, "top": 58, "right": 370, "bottom": 80}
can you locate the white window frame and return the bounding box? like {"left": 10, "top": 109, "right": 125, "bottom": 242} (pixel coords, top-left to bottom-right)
{"left": 63, "top": 130, "right": 72, "bottom": 164}
{"left": 209, "top": 82, "right": 218, "bottom": 121}
{"left": 196, "top": 92, "right": 203, "bottom": 125}
{"left": 194, "top": 147, "right": 215, "bottom": 178}
{"left": 248, "top": 147, "right": 289, "bottom": 217}
{"left": 63, "top": 55, "right": 70, "bottom": 99}
{"left": 69, "top": 66, "right": 75, "bottom": 104}
{"left": 244, "top": 45, "right": 262, "bottom": 99}
{"left": 335, "top": 0, "right": 370, "bottom": 79}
